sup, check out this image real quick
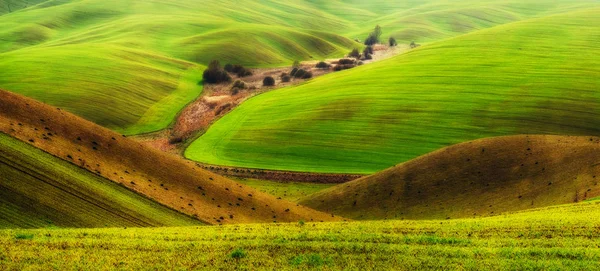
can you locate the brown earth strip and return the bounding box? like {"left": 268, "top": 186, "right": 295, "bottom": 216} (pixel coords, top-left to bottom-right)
{"left": 199, "top": 164, "right": 365, "bottom": 184}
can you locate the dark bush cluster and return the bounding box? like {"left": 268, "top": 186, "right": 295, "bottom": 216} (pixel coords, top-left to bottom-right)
{"left": 389, "top": 37, "right": 397, "bottom": 47}
{"left": 316, "top": 61, "right": 330, "bottom": 69}
{"left": 202, "top": 60, "right": 231, "bottom": 84}
{"left": 263, "top": 76, "right": 275, "bottom": 86}
{"left": 281, "top": 74, "right": 291, "bottom": 82}
{"left": 232, "top": 80, "right": 246, "bottom": 89}
{"left": 333, "top": 64, "right": 355, "bottom": 71}
{"left": 337, "top": 59, "right": 355, "bottom": 65}
{"left": 349, "top": 48, "right": 361, "bottom": 59}
{"left": 224, "top": 63, "right": 252, "bottom": 77}
{"left": 231, "top": 80, "right": 246, "bottom": 94}
{"left": 363, "top": 46, "right": 373, "bottom": 60}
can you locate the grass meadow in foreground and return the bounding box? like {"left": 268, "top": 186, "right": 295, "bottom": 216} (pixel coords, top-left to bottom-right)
{"left": 1, "top": 200, "right": 600, "bottom": 270}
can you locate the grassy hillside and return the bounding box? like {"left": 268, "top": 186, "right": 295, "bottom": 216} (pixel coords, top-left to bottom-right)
{"left": 1, "top": 0, "right": 595, "bottom": 134}
{"left": 2, "top": 200, "right": 600, "bottom": 270}
{"left": 187, "top": 8, "right": 600, "bottom": 173}
{"left": 0, "top": 133, "right": 202, "bottom": 228}
{"left": 0, "top": 90, "right": 342, "bottom": 225}
{"left": 300, "top": 135, "right": 600, "bottom": 220}
{"left": 235, "top": 178, "right": 335, "bottom": 203}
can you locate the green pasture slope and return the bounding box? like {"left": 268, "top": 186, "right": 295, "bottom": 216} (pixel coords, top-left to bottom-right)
{"left": 1, "top": 0, "right": 596, "bottom": 134}
{"left": 2, "top": 200, "right": 600, "bottom": 270}
{"left": 0, "top": 133, "right": 202, "bottom": 228}
{"left": 234, "top": 178, "right": 335, "bottom": 203}
{"left": 187, "top": 7, "right": 600, "bottom": 174}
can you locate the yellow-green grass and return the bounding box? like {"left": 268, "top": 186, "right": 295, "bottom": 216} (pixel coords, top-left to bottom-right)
{"left": 187, "top": 8, "right": 600, "bottom": 174}
{"left": 0, "top": 44, "right": 203, "bottom": 133}
{"left": 300, "top": 135, "right": 600, "bottom": 220}
{"left": 2, "top": 200, "right": 600, "bottom": 270}
{"left": 1, "top": 0, "right": 594, "bottom": 134}
{"left": 0, "top": 132, "right": 202, "bottom": 228}
{"left": 234, "top": 178, "right": 335, "bottom": 203}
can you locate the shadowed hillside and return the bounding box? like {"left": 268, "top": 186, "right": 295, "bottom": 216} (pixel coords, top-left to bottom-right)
{"left": 0, "top": 133, "right": 202, "bottom": 228}
{"left": 0, "top": 89, "right": 342, "bottom": 225}
{"left": 300, "top": 135, "right": 600, "bottom": 220}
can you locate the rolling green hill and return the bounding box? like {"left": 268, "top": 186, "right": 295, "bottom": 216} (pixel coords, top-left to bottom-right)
{"left": 0, "top": 132, "right": 202, "bottom": 228}
{"left": 1, "top": 0, "right": 596, "bottom": 134}
{"left": 299, "top": 135, "right": 600, "bottom": 220}
{"left": 186, "top": 8, "right": 600, "bottom": 174}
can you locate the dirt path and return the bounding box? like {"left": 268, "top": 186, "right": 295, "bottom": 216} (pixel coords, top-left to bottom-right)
{"left": 134, "top": 44, "right": 410, "bottom": 181}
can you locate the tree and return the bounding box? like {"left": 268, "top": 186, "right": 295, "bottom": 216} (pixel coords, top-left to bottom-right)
{"left": 363, "top": 46, "right": 373, "bottom": 60}
{"left": 410, "top": 41, "right": 419, "bottom": 49}
{"left": 349, "top": 48, "right": 361, "bottom": 59}
{"left": 208, "top": 60, "right": 221, "bottom": 71}
{"left": 203, "top": 60, "right": 231, "bottom": 84}
{"left": 263, "top": 76, "right": 275, "bottom": 86}
{"left": 364, "top": 25, "right": 382, "bottom": 46}
{"left": 292, "top": 60, "right": 300, "bottom": 68}
{"left": 389, "top": 37, "right": 397, "bottom": 47}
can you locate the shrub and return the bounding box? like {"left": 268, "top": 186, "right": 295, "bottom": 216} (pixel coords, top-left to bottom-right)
{"left": 357, "top": 61, "right": 364, "bottom": 66}
{"left": 226, "top": 64, "right": 252, "bottom": 77}
{"left": 293, "top": 69, "right": 306, "bottom": 78}
{"left": 290, "top": 67, "right": 299, "bottom": 76}
{"left": 232, "top": 80, "right": 246, "bottom": 89}
{"left": 363, "top": 53, "right": 372, "bottom": 60}
{"left": 203, "top": 60, "right": 231, "bottom": 84}
{"left": 316, "top": 61, "right": 329, "bottom": 69}
{"left": 337, "top": 59, "right": 355, "bottom": 65}
{"left": 292, "top": 60, "right": 300, "bottom": 68}
{"left": 230, "top": 248, "right": 247, "bottom": 259}
{"left": 389, "top": 37, "right": 397, "bottom": 47}
{"left": 281, "top": 72, "right": 288, "bottom": 78}
{"left": 363, "top": 46, "right": 373, "bottom": 55}
{"left": 302, "top": 71, "right": 313, "bottom": 79}
{"left": 263, "top": 76, "right": 275, "bottom": 86}
{"left": 281, "top": 75, "right": 291, "bottom": 82}
{"left": 349, "top": 48, "right": 361, "bottom": 59}
{"left": 333, "top": 64, "right": 355, "bottom": 71}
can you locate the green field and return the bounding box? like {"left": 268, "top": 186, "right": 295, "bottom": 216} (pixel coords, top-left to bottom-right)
{"left": 2, "top": 200, "right": 600, "bottom": 270}
{"left": 234, "top": 178, "right": 335, "bottom": 202}
{"left": 1, "top": 0, "right": 594, "bottom": 134}
{"left": 186, "top": 7, "right": 600, "bottom": 174}
{"left": 0, "top": 132, "right": 202, "bottom": 228}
